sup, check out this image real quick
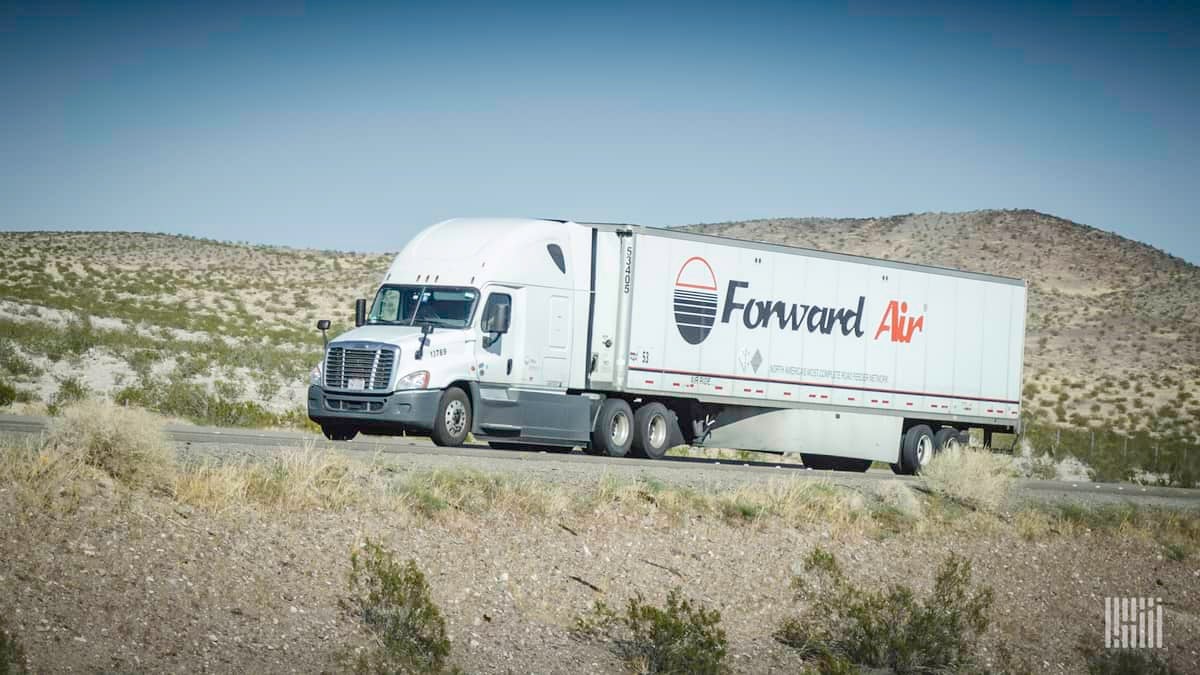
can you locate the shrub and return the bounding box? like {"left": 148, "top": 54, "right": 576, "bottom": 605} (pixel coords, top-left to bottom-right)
{"left": 346, "top": 540, "right": 453, "bottom": 673}
{"left": 46, "top": 399, "right": 175, "bottom": 489}
{"left": 920, "top": 446, "right": 1014, "bottom": 512}
{"left": 1083, "top": 648, "right": 1179, "bottom": 674}
{"left": 574, "top": 588, "right": 727, "bottom": 674}
{"left": 776, "top": 547, "right": 993, "bottom": 673}
{"left": 1, "top": 611, "right": 28, "bottom": 674}
{"left": 47, "top": 376, "right": 89, "bottom": 415}
{"left": 0, "top": 380, "right": 17, "bottom": 408}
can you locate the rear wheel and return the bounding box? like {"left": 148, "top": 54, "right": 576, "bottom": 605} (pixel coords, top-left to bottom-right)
{"left": 631, "top": 402, "right": 673, "bottom": 459}
{"left": 431, "top": 387, "right": 471, "bottom": 447}
{"left": 934, "top": 427, "right": 964, "bottom": 453}
{"left": 321, "top": 425, "right": 357, "bottom": 442}
{"left": 587, "top": 398, "right": 633, "bottom": 457}
{"left": 895, "top": 424, "right": 935, "bottom": 475}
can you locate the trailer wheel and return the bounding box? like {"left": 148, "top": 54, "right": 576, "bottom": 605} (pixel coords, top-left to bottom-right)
{"left": 934, "top": 427, "right": 963, "bottom": 453}
{"left": 631, "top": 402, "right": 673, "bottom": 459}
{"left": 431, "top": 387, "right": 472, "bottom": 447}
{"left": 588, "top": 398, "right": 633, "bottom": 457}
{"left": 321, "top": 425, "right": 357, "bottom": 442}
{"left": 897, "top": 424, "right": 935, "bottom": 475}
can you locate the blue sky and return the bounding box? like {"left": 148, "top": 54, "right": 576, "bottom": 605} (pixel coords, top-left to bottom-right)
{"left": 2, "top": 1, "right": 1197, "bottom": 261}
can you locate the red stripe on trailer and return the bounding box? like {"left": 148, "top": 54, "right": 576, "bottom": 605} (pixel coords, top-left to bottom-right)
{"left": 820, "top": 394, "right": 829, "bottom": 399}
{"left": 870, "top": 399, "right": 879, "bottom": 403}
{"left": 644, "top": 380, "right": 654, "bottom": 384}
{"left": 755, "top": 389, "right": 764, "bottom": 394}
{"left": 906, "top": 402, "right": 913, "bottom": 406}
{"left": 882, "top": 400, "right": 890, "bottom": 404}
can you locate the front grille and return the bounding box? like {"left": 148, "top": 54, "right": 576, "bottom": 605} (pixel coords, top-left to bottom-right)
{"left": 325, "top": 398, "right": 385, "bottom": 413}
{"left": 324, "top": 345, "right": 395, "bottom": 391}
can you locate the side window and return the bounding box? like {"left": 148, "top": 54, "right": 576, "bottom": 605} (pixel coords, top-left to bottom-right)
{"left": 480, "top": 293, "right": 512, "bottom": 332}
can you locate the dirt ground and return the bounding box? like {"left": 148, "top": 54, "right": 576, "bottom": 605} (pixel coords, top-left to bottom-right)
{"left": 3, "top": 479, "right": 1198, "bottom": 674}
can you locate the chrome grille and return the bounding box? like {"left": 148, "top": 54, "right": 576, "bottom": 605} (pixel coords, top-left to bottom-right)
{"left": 324, "top": 345, "right": 395, "bottom": 391}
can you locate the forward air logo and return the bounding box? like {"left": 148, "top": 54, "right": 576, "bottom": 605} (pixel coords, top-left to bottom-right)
{"left": 874, "top": 300, "right": 925, "bottom": 343}
{"left": 673, "top": 257, "right": 718, "bottom": 345}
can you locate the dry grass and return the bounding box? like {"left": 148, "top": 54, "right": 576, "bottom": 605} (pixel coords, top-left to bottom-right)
{"left": 874, "top": 480, "right": 924, "bottom": 520}
{"left": 45, "top": 398, "right": 175, "bottom": 490}
{"left": 920, "top": 447, "right": 1015, "bottom": 513}
{"left": 173, "top": 442, "right": 374, "bottom": 512}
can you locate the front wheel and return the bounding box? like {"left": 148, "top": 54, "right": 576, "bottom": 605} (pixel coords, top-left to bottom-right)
{"left": 432, "top": 387, "right": 471, "bottom": 447}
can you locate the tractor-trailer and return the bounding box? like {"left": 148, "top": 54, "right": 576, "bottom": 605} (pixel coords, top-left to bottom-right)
{"left": 308, "top": 217, "right": 1026, "bottom": 474}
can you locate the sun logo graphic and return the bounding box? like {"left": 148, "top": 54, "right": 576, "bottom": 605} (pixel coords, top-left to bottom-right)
{"left": 673, "top": 256, "right": 718, "bottom": 345}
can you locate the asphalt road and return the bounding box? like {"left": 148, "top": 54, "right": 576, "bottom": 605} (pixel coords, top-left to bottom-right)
{"left": 4, "top": 413, "right": 1198, "bottom": 509}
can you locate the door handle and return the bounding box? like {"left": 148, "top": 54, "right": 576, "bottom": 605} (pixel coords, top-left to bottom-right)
{"left": 506, "top": 358, "right": 513, "bottom": 375}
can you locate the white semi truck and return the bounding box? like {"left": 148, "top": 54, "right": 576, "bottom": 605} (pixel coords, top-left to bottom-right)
{"left": 308, "top": 217, "right": 1026, "bottom": 474}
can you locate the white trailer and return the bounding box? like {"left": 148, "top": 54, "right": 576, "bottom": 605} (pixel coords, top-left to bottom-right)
{"left": 308, "top": 217, "right": 1026, "bottom": 473}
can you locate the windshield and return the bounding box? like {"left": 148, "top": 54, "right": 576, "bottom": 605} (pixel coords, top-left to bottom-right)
{"left": 368, "top": 285, "right": 479, "bottom": 329}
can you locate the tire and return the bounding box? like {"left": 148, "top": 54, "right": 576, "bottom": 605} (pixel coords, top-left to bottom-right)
{"left": 802, "top": 454, "right": 871, "bottom": 472}
{"left": 934, "top": 427, "right": 963, "bottom": 453}
{"left": 897, "top": 424, "right": 935, "bottom": 475}
{"left": 587, "top": 398, "right": 633, "bottom": 457}
{"left": 431, "top": 387, "right": 471, "bottom": 447}
{"left": 631, "top": 402, "right": 673, "bottom": 459}
{"left": 321, "top": 425, "right": 357, "bottom": 442}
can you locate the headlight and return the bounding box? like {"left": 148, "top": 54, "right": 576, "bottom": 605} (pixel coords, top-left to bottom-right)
{"left": 395, "top": 370, "right": 430, "bottom": 390}
{"left": 310, "top": 361, "right": 323, "bottom": 386}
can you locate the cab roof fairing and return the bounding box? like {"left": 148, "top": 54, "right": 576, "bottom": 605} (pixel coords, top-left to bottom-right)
{"left": 380, "top": 217, "right": 590, "bottom": 292}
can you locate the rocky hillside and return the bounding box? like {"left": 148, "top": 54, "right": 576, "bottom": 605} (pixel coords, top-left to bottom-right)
{"left": 0, "top": 231, "right": 389, "bottom": 425}
{"left": 681, "top": 210, "right": 1200, "bottom": 444}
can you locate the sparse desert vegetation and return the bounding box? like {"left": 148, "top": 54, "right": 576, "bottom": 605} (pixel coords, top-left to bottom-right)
{"left": 1, "top": 400, "right": 1198, "bottom": 672}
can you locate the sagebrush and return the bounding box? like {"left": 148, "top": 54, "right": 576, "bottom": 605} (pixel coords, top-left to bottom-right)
{"left": 346, "top": 540, "right": 453, "bottom": 673}
{"left": 776, "top": 547, "right": 993, "bottom": 673}
{"left": 575, "top": 588, "right": 727, "bottom": 674}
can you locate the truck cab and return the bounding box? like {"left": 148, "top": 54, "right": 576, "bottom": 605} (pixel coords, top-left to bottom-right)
{"left": 307, "top": 217, "right": 600, "bottom": 448}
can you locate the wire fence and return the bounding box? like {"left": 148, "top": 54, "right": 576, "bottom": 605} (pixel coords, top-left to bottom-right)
{"left": 1018, "top": 416, "right": 1199, "bottom": 487}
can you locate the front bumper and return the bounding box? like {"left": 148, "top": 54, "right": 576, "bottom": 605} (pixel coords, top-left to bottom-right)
{"left": 307, "top": 385, "right": 441, "bottom": 433}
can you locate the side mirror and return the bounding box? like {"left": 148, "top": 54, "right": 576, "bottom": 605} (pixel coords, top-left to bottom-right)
{"left": 354, "top": 298, "right": 367, "bottom": 327}
{"left": 316, "top": 319, "right": 330, "bottom": 349}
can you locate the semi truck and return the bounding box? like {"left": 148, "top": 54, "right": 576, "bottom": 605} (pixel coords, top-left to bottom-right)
{"left": 308, "top": 217, "right": 1026, "bottom": 474}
